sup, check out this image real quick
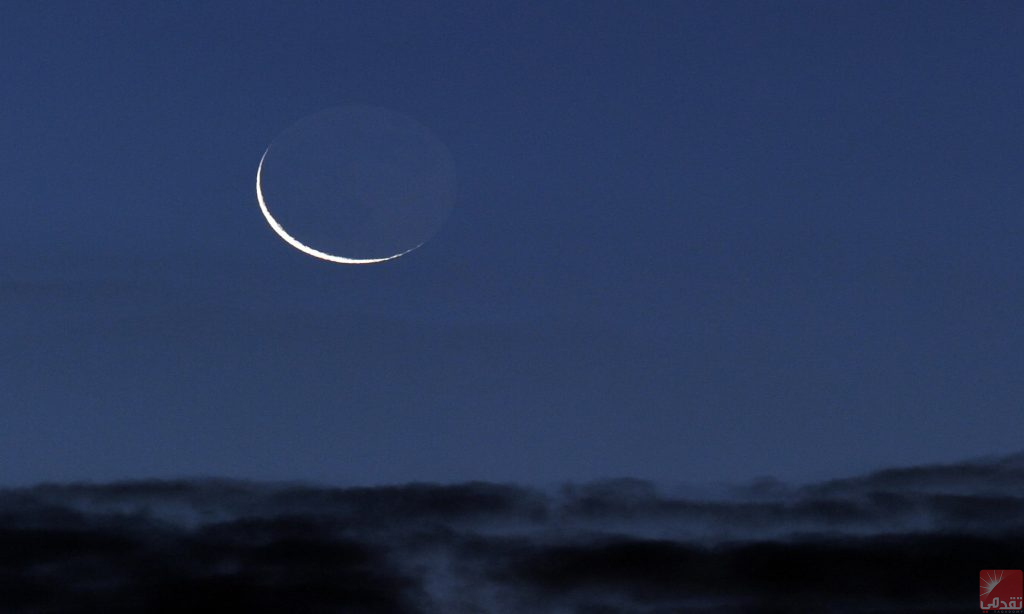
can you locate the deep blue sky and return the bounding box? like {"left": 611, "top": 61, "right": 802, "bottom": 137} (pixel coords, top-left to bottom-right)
{"left": 1, "top": 1, "right": 1022, "bottom": 486}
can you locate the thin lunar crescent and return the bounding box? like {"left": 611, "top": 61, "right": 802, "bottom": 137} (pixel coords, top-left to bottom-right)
{"left": 255, "top": 148, "right": 420, "bottom": 265}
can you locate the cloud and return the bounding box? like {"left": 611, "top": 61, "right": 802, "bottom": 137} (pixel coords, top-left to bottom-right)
{"left": 0, "top": 453, "right": 1021, "bottom": 612}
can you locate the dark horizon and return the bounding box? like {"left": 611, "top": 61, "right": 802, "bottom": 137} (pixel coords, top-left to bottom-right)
{"left": 1, "top": 450, "right": 1022, "bottom": 612}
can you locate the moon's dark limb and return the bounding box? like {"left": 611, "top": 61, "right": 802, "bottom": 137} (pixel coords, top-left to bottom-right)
{"left": 256, "top": 106, "right": 456, "bottom": 264}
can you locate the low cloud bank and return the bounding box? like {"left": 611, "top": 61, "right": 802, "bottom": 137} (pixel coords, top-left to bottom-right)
{"left": 1, "top": 453, "right": 1022, "bottom": 612}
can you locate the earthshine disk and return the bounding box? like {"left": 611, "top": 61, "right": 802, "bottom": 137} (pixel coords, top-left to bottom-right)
{"left": 255, "top": 106, "right": 456, "bottom": 264}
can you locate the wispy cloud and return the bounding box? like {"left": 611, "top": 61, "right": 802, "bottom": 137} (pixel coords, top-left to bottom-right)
{"left": 1, "top": 453, "right": 1022, "bottom": 612}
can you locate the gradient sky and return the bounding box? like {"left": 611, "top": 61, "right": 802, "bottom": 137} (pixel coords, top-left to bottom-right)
{"left": 1, "top": 1, "right": 1022, "bottom": 486}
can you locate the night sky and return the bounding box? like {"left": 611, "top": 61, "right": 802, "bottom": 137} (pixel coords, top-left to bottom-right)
{"left": 2, "top": 1, "right": 1022, "bottom": 487}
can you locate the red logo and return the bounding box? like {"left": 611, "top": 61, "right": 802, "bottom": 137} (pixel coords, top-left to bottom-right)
{"left": 981, "top": 570, "right": 1023, "bottom": 611}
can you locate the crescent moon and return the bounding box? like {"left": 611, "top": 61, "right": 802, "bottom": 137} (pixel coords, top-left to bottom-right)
{"left": 256, "top": 148, "right": 421, "bottom": 265}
